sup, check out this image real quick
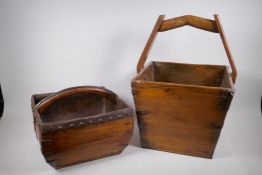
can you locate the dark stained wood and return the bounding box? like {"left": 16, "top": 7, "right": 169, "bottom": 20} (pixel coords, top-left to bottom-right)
{"left": 0, "top": 85, "right": 3, "bottom": 119}
{"left": 31, "top": 86, "right": 133, "bottom": 169}
{"left": 132, "top": 14, "right": 236, "bottom": 158}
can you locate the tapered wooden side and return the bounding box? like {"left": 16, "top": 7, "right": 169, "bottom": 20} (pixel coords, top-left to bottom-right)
{"left": 132, "top": 81, "right": 233, "bottom": 158}
{"left": 38, "top": 116, "right": 133, "bottom": 168}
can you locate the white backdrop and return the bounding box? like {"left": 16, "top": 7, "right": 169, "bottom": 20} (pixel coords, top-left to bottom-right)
{"left": 0, "top": 0, "right": 262, "bottom": 174}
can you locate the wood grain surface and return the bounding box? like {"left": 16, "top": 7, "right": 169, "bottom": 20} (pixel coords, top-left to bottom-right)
{"left": 32, "top": 86, "right": 133, "bottom": 168}
{"left": 0, "top": 85, "right": 3, "bottom": 119}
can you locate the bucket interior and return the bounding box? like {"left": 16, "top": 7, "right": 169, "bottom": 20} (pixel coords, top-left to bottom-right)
{"left": 136, "top": 61, "right": 232, "bottom": 88}
{"left": 33, "top": 93, "right": 127, "bottom": 123}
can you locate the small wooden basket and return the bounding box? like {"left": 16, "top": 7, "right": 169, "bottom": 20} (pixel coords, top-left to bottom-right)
{"left": 132, "top": 14, "right": 237, "bottom": 158}
{"left": 31, "top": 86, "right": 133, "bottom": 168}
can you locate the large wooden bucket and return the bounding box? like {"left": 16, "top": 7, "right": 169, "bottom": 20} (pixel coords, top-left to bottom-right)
{"left": 132, "top": 14, "right": 237, "bottom": 158}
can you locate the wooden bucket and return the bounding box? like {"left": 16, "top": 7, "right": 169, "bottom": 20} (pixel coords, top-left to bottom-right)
{"left": 0, "top": 85, "right": 3, "bottom": 119}
{"left": 31, "top": 86, "right": 133, "bottom": 168}
{"left": 132, "top": 14, "right": 237, "bottom": 158}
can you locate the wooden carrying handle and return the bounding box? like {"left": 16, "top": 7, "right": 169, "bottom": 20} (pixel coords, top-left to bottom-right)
{"left": 36, "top": 86, "right": 117, "bottom": 113}
{"left": 137, "top": 14, "right": 237, "bottom": 84}
{"left": 159, "top": 15, "right": 219, "bottom": 33}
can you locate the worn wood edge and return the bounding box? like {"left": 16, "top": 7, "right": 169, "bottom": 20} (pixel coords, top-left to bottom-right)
{"left": 42, "top": 118, "right": 134, "bottom": 169}
{"left": 32, "top": 93, "right": 133, "bottom": 134}
{"left": 132, "top": 61, "right": 235, "bottom": 91}
{"left": 31, "top": 95, "right": 43, "bottom": 140}
{"left": 133, "top": 82, "right": 234, "bottom": 159}
{"left": 132, "top": 62, "right": 154, "bottom": 83}
{"left": 39, "top": 114, "right": 134, "bottom": 169}
{"left": 43, "top": 124, "right": 133, "bottom": 169}
{"left": 225, "top": 66, "right": 235, "bottom": 90}
{"left": 153, "top": 60, "right": 230, "bottom": 69}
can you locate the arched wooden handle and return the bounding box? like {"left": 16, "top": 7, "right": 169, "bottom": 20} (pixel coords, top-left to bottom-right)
{"left": 159, "top": 15, "right": 219, "bottom": 33}
{"left": 35, "top": 86, "right": 117, "bottom": 113}
{"left": 137, "top": 14, "right": 237, "bottom": 84}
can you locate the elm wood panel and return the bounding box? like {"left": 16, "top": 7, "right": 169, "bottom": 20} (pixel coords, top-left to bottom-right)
{"left": 132, "top": 80, "right": 233, "bottom": 97}
{"left": 220, "top": 67, "right": 234, "bottom": 88}
{"left": 139, "top": 116, "right": 220, "bottom": 157}
{"left": 139, "top": 119, "right": 221, "bottom": 144}
{"left": 134, "top": 62, "right": 232, "bottom": 89}
{"left": 154, "top": 62, "right": 228, "bottom": 88}
{"left": 133, "top": 83, "right": 232, "bottom": 130}
{"left": 135, "top": 81, "right": 231, "bottom": 105}
{"left": 136, "top": 93, "right": 225, "bottom": 128}
{"left": 133, "top": 81, "right": 233, "bottom": 124}
{"left": 39, "top": 117, "right": 133, "bottom": 168}
{"left": 136, "top": 113, "right": 226, "bottom": 158}
{"left": 41, "top": 117, "right": 133, "bottom": 151}
{"left": 132, "top": 82, "right": 232, "bottom": 158}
